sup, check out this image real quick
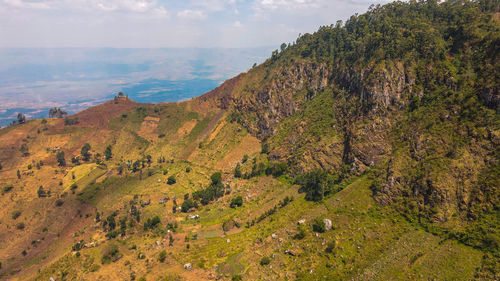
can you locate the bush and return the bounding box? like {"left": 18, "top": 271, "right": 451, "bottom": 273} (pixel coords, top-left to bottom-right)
{"left": 2, "top": 184, "right": 13, "bottom": 194}
{"left": 16, "top": 222, "right": 25, "bottom": 230}
{"left": 55, "top": 199, "right": 64, "bottom": 206}
{"left": 101, "top": 243, "right": 120, "bottom": 264}
{"left": 158, "top": 250, "right": 167, "bottom": 262}
{"left": 232, "top": 275, "right": 243, "bottom": 281}
{"left": 167, "top": 175, "right": 176, "bottom": 185}
{"left": 261, "top": 143, "right": 269, "bottom": 154}
{"left": 72, "top": 240, "right": 85, "bottom": 251}
{"left": 181, "top": 199, "right": 198, "bottom": 213}
{"left": 144, "top": 216, "right": 161, "bottom": 230}
{"left": 230, "top": 196, "right": 243, "bottom": 208}
{"left": 11, "top": 210, "right": 21, "bottom": 220}
{"left": 192, "top": 172, "right": 225, "bottom": 206}
{"left": 325, "top": 241, "right": 336, "bottom": 253}
{"left": 64, "top": 117, "right": 79, "bottom": 125}
{"left": 294, "top": 225, "right": 306, "bottom": 239}
{"left": 312, "top": 218, "right": 326, "bottom": 233}
{"left": 260, "top": 256, "right": 271, "bottom": 266}
{"left": 56, "top": 151, "right": 66, "bottom": 166}
{"left": 234, "top": 163, "right": 242, "bottom": 178}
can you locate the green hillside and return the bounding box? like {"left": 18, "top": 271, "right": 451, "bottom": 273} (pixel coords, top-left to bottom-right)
{"left": 0, "top": 0, "right": 498, "bottom": 280}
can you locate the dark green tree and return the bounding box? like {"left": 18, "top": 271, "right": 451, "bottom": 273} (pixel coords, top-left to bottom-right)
{"left": 81, "top": 143, "right": 91, "bottom": 161}
{"left": 104, "top": 145, "right": 112, "bottom": 160}
{"left": 56, "top": 151, "right": 66, "bottom": 166}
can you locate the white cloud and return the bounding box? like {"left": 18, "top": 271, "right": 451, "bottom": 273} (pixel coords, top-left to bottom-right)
{"left": 232, "top": 20, "right": 242, "bottom": 27}
{"left": 1, "top": 0, "right": 167, "bottom": 13}
{"left": 256, "top": 0, "right": 321, "bottom": 11}
{"left": 177, "top": 9, "right": 206, "bottom": 20}
{"left": 3, "top": 0, "right": 54, "bottom": 10}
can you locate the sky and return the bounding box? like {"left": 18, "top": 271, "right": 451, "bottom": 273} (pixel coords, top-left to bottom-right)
{"left": 0, "top": 0, "right": 391, "bottom": 48}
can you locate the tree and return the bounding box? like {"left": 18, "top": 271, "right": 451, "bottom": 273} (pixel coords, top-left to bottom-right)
{"left": 56, "top": 151, "right": 66, "bottom": 166}
{"left": 295, "top": 170, "right": 334, "bottom": 202}
{"left": 181, "top": 198, "right": 198, "bottom": 212}
{"left": 106, "top": 215, "right": 116, "bottom": 231}
{"left": 17, "top": 169, "right": 21, "bottom": 179}
{"left": 261, "top": 143, "right": 269, "bottom": 154}
{"left": 230, "top": 196, "right": 243, "bottom": 208}
{"left": 210, "top": 172, "right": 222, "bottom": 185}
{"left": 104, "top": 145, "right": 112, "bottom": 160}
{"left": 17, "top": 113, "right": 25, "bottom": 124}
{"left": 81, "top": 143, "right": 91, "bottom": 161}
{"left": 280, "top": 42, "right": 287, "bottom": 52}
{"left": 234, "top": 163, "right": 242, "bottom": 178}
{"left": 167, "top": 175, "right": 176, "bottom": 185}
{"left": 49, "top": 107, "right": 67, "bottom": 118}
{"left": 37, "top": 186, "right": 46, "bottom": 198}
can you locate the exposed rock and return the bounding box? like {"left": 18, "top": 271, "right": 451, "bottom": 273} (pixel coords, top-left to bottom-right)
{"left": 323, "top": 219, "right": 332, "bottom": 231}
{"left": 184, "top": 263, "right": 192, "bottom": 271}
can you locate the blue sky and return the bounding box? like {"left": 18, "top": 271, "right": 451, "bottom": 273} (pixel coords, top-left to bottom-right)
{"left": 0, "top": 0, "right": 391, "bottom": 48}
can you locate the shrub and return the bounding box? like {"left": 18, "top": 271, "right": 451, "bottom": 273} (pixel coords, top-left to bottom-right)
{"left": 104, "top": 145, "right": 112, "bottom": 160}
{"left": 232, "top": 275, "right": 243, "bottom": 281}
{"left": 55, "top": 199, "right": 64, "bottom": 206}
{"left": 185, "top": 167, "right": 191, "bottom": 173}
{"left": 11, "top": 210, "right": 21, "bottom": 220}
{"left": 64, "top": 117, "right": 79, "bottom": 125}
{"left": 294, "top": 225, "right": 306, "bottom": 239}
{"left": 101, "top": 243, "right": 120, "bottom": 264}
{"left": 16, "top": 222, "right": 25, "bottom": 230}
{"left": 312, "top": 218, "right": 326, "bottom": 233}
{"left": 143, "top": 216, "right": 161, "bottom": 230}
{"left": 181, "top": 199, "right": 198, "bottom": 213}
{"left": 325, "top": 241, "right": 336, "bottom": 253}
{"left": 242, "top": 155, "right": 249, "bottom": 163}
{"left": 56, "top": 151, "right": 66, "bottom": 166}
{"left": 260, "top": 256, "right": 271, "bottom": 266}
{"left": 167, "top": 175, "right": 176, "bottom": 185}
{"left": 230, "top": 196, "right": 243, "bottom": 208}
{"left": 234, "top": 163, "right": 242, "bottom": 178}
{"left": 2, "top": 184, "right": 13, "bottom": 194}
{"left": 37, "top": 186, "right": 47, "bottom": 198}
{"left": 72, "top": 240, "right": 85, "bottom": 251}
{"left": 158, "top": 250, "right": 167, "bottom": 262}
{"left": 261, "top": 143, "right": 269, "bottom": 154}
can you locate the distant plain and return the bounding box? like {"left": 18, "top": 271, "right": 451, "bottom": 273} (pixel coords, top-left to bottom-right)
{"left": 0, "top": 47, "right": 272, "bottom": 126}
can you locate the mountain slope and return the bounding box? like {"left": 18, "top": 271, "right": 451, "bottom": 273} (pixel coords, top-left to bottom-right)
{"left": 0, "top": 0, "right": 498, "bottom": 280}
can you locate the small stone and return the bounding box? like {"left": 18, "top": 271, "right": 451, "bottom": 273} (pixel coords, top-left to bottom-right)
{"left": 184, "top": 263, "right": 193, "bottom": 271}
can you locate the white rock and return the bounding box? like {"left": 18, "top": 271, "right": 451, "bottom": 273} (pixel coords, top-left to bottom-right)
{"left": 297, "top": 219, "right": 305, "bottom": 225}
{"left": 323, "top": 219, "right": 332, "bottom": 231}
{"left": 226, "top": 239, "right": 230, "bottom": 243}
{"left": 271, "top": 234, "right": 278, "bottom": 239}
{"left": 184, "top": 263, "right": 192, "bottom": 271}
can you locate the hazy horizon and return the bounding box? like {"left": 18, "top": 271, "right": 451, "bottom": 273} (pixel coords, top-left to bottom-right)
{"left": 0, "top": 47, "right": 273, "bottom": 126}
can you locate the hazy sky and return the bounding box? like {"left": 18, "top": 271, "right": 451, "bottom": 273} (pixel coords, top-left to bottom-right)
{"left": 0, "top": 0, "right": 391, "bottom": 48}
